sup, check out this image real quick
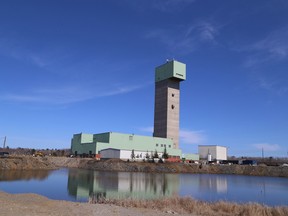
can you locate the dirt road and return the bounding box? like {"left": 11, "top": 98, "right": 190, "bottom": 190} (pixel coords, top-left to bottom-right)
{"left": 0, "top": 191, "right": 190, "bottom": 216}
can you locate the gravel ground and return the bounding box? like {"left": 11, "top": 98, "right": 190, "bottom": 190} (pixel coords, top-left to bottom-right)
{"left": 0, "top": 191, "right": 193, "bottom": 216}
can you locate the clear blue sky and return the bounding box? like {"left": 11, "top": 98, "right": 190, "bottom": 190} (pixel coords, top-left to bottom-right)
{"left": 1, "top": 0, "right": 287, "bottom": 157}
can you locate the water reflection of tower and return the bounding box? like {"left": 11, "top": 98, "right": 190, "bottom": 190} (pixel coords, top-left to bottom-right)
{"left": 67, "top": 169, "right": 180, "bottom": 200}
{"left": 199, "top": 175, "right": 227, "bottom": 193}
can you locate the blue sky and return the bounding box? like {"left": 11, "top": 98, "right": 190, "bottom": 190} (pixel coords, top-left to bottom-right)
{"left": 0, "top": 0, "right": 287, "bottom": 157}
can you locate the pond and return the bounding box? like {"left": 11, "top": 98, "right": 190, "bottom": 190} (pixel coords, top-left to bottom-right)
{"left": 0, "top": 168, "right": 287, "bottom": 206}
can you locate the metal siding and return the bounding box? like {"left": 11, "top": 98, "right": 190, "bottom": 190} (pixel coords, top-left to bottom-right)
{"left": 72, "top": 132, "right": 182, "bottom": 157}
{"left": 120, "top": 150, "right": 131, "bottom": 159}
{"left": 173, "top": 61, "right": 186, "bottom": 80}
{"left": 183, "top": 153, "right": 199, "bottom": 160}
{"left": 71, "top": 134, "right": 97, "bottom": 155}
{"left": 155, "top": 60, "right": 186, "bottom": 82}
{"left": 216, "top": 146, "right": 227, "bottom": 160}
{"left": 100, "top": 149, "right": 120, "bottom": 158}
{"left": 199, "top": 145, "right": 227, "bottom": 161}
{"left": 199, "top": 146, "right": 216, "bottom": 160}
{"left": 93, "top": 133, "right": 110, "bottom": 143}
{"left": 80, "top": 134, "right": 93, "bottom": 143}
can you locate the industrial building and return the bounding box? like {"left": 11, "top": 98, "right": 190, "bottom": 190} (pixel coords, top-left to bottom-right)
{"left": 198, "top": 145, "right": 227, "bottom": 162}
{"left": 71, "top": 132, "right": 182, "bottom": 159}
{"left": 71, "top": 60, "right": 200, "bottom": 160}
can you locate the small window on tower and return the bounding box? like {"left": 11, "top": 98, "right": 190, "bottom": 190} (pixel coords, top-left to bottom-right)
{"left": 172, "top": 93, "right": 175, "bottom": 97}
{"left": 171, "top": 105, "right": 175, "bottom": 109}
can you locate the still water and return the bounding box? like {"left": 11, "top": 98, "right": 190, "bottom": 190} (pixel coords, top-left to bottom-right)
{"left": 0, "top": 168, "right": 287, "bottom": 206}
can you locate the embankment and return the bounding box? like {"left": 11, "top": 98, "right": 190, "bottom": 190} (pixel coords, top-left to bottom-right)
{"left": 1, "top": 156, "right": 288, "bottom": 178}
{"left": 47, "top": 157, "right": 288, "bottom": 177}
{"left": 0, "top": 156, "right": 56, "bottom": 170}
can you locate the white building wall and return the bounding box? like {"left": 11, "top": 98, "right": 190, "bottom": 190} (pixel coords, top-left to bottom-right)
{"left": 119, "top": 150, "right": 131, "bottom": 159}
{"left": 216, "top": 146, "right": 227, "bottom": 160}
{"left": 198, "top": 145, "right": 227, "bottom": 161}
{"left": 101, "top": 148, "right": 163, "bottom": 160}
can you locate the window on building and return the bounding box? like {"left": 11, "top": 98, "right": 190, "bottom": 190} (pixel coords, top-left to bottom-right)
{"left": 171, "top": 105, "right": 175, "bottom": 109}
{"left": 169, "top": 145, "right": 171, "bottom": 148}
{"left": 172, "top": 93, "right": 175, "bottom": 97}
{"left": 156, "top": 144, "right": 159, "bottom": 147}
{"left": 129, "top": 136, "right": 133, "bottom": 141}
{"left": 161, "top": 144, "right": 163, "bottom": 147}
{"left": 164, "top": 144, "right": 166, "bottom": 147}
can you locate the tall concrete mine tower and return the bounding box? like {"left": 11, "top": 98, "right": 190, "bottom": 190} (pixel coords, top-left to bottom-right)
{"left": 153, "top": 60, "right": 186, "bottom": 149}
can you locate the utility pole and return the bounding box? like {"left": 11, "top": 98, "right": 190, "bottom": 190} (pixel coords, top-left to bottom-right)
{"left": 3, "top": 136, "right": 6, "bottom": 148}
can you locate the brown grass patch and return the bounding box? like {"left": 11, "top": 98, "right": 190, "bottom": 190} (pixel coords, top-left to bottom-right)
{"left": 89, "top": 196, "right": 288, "bottom": 216}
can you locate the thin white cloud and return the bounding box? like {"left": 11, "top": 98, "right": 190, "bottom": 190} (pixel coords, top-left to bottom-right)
{"left": 145, "top": 21, "right": 219, "bottom": 55}
{"left": 253, "top": 143, "right": 281, "bottom": 152}
{"left": 235, "top": 27, "right": 288, "bottom": 95}
{"left": 240, "top": 26, "right": 288, "bottom": 68}
{"left": 0, "top": 87, "right": 90, "bottom": 104}
{"left": 0, "top": 37, "right": 50, "bottom": 68}
{"left": 188, "top": 21, "right": 219, "bottom": 42}
{"left": 180, "top": 129, "right": 206, "bottom": 145}
{"left": 0, "top": 83, "right": 147, "bottom": 105}
{"left": 247, "top": 69, "right": 288, "bottom": 96}
{"left": 99, "top": 84, "right": 145, "bottom": 97}
{"left": 252, "top": 27, "right": 288, "bottom": 59}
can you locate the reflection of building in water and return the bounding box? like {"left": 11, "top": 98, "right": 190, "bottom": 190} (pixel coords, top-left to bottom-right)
{"left": 67, "top": 169, "right": 179, "bottom": 200}
{"left": 199, "top": 175, "right": 227, "bottom": 193}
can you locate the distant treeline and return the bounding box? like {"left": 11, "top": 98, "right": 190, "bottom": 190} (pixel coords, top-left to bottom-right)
{"left": 0, "top": 147, "right": 71, "bottom": 157}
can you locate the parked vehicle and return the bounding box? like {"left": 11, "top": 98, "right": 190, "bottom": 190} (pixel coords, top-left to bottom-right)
{"left": 0, "top": 152, "right": 9, "bottom": 158}
{"left": 241, "top": 160, "right": 257, "bottom": 166}
{"left": 33, "top": 152, "right": 45, "bottom": 157}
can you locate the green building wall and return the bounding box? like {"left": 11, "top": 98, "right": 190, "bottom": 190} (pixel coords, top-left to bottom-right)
{"left": 71, "top": 132, "right": 182, "bottom": 158}
{"left": 182, "top": 153, "right": 199, "bottom": 161}
{"left": 155, "top": 60, "right": 186, "bottom": 82}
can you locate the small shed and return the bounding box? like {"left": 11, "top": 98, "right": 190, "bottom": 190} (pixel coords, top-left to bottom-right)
{"left": 100, "top": 148, "right": 121, "bottom": 159}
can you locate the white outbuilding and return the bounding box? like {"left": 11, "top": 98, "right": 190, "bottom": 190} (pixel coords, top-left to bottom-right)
{"left": 198, "top": 145, "right": 227, "bottom": 161}
{"left": 100, "top": 148, "right": 162, "bottom": 160}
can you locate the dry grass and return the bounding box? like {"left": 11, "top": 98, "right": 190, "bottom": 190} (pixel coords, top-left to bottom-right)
{"left": 89, "top": 196, "right": 288, "bottom": 216}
